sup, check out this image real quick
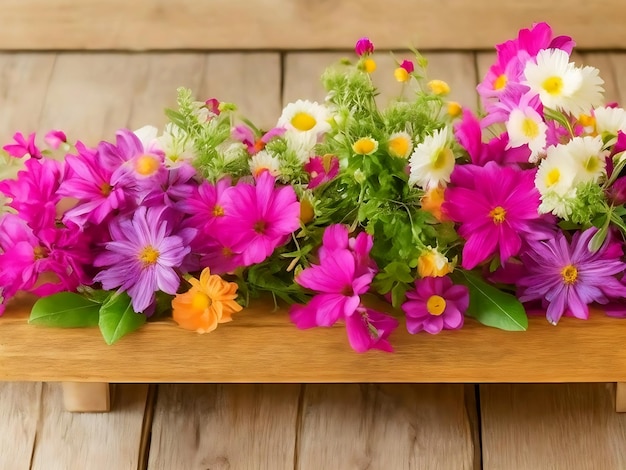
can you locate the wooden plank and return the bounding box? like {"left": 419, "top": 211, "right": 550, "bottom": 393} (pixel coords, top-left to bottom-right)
{"left": 1, "top": 1, "right": 625, "bottom": 50}
{"left": 0, "top": 382, "right": 41, "bottom": 470}
{"left": 0, "top": 53, "right": 56, "bottom": 143}
{"left": 480, "top": 384, "right": 626, "bottom": 470}
{"left": 30, "top": 383, "right": 149, "bottom": 470}
{"left": 147, "top": 384, "right": 300, "bottom": 469}
{"left": 62, "top": 382, "right": 111, "bottom": 412}
{"left": 296, "top": 384, "right": 475, "bottom": 469}
{"left": 199, "top": 53, "right": 282, "bottom": 130}
{"left": 5, "top": 296, "right": 626, "bottom": 383}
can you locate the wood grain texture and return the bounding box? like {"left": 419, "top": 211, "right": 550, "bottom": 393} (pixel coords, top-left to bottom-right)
{"left": 0, "top": 382, "right": 41, "bottom": 470}
{"left": 296, "top": 384, "right": 475, "bottom": 469}
{"left": 62, "top": 382, "right": 111, "bottom": 412}
{"left": 480, "top": 384, "right": 626, "bottom": 470}
{"left": 147, "top": 384, "right": 300, "bottom": 470}
{"left": 4, "top": 296, "right": 626, "bottom": 383}
{"left": 30, "top": 383, "right": 149, "bottom": 470}
{"left": 1, "top": 1, "right": 625, "bottom": 50}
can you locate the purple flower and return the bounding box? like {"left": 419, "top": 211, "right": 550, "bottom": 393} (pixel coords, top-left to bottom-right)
{"left": 93, "top": 206, "right": 194, "bottom": 313}
{"left": 3, "top": 132, "right": 42, "bottom": 159}
{"left": 443, "top": 162, "right": 553, "bottom": 269}
{"left": 355, "top": 37, "right": 374, "bottom": 56}
{"left": 402, "top": 276, "right": 469, "bottom": 334}
{"left": 518, "top": 228, "right": 626, "bottom": 324}
{"left": 220, "top": 171, "right": 300, "bottom": 266}
{"left": 304, "top": 154, "right": 339, "bottom": 189}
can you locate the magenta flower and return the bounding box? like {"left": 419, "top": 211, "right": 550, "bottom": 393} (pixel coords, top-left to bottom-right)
{"left": 443, "top": 162, "right": 553, "bottom": 269}
{"left": 402, "top": 276, "right": 469, "bottom": 334}
{"left": 304, "top": 154, "right": 339, "bottom": 189}
{"left": 44, "top": 130, "right": 68, "bottom": 149}
{"left": 355, "top": 37, "right": 374, "bottom": 56}
{"left": 344, "top": 307, "right": 399, "bottom": 352}
{"left": 220, "top": 171, "right": 300, "bottom": 266}
{"left": 399, "top": 60, "right": 415, "bottom": 73}
{"left": 198, "top": 231, "right": 245, "bottom": 275}
{"left": 518, "top": 228, "right": 626, "bottom": 325}
{"left": 93, "top": 206, "right": 194, "bottom": 313}
{"left": 205, "top": 98, "right": 221, "bottom": 116}
{"left": 179, "top": 177, "right": 232, "bottom": 234}
{"left": 231, "top": 125, "right": 286, "bottom": 155}
{"left": 58, "top": 142, "right": 131, "bottom": 226}
{"left": 3, "top": 132, "right": 42, "bottom": 159}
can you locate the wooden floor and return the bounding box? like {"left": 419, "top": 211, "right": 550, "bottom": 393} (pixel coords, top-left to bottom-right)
{"left": 1, "top": 50, "right": 626, "bottom": 469}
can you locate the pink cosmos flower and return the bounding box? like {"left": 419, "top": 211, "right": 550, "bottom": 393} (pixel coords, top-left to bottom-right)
{"left": 3, "top": 132, "right": 42, "bottom": 159}
{"left": 93, "top": 206, "right": 194, "bottom": 313}
{"left": 58, "top": 142, "right": 131, "bottom": 227}
{"left": 231, "top": 125, "right": 286, "bottom": 155}
{"left": 402, "top": 276, "right": 469, "bottom": 334}
{"left": 44, "top": 130, "right": 68, "bottom": 149}
{"left": 198, "top": 231, "right": 245, "bottom": 275}
{"left": 443, "top": 162, "right": 554, "bottom": 269}
{"left": 220, "top": 171, "right": 300, "bottom": 266}
{"left": 304, "top": 154, "right": 339, "bottom": 189}
{"left": 0, "top": 157, "right": 63, "bottom": 230}
{"left": 454, "top": 109, "right": 530, "bottom": 166}
{"left": 355, "top": 37, "right": 374, "bottom": 56}
{"left": 399, "top": 60, "right": 415, "bottom": 73}
{"left": 518, "top": 228, "right": 626, "bottom": 325}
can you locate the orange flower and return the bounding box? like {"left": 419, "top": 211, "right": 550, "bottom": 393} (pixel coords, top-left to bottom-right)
{"left": 417, "top": 247, "right": 453, "bottom": 278}
{"left": 172, "top": 268, "right": 242, "bottom": 334}
{"left": 421, "top": 186, "right": 448, "bottom": 222}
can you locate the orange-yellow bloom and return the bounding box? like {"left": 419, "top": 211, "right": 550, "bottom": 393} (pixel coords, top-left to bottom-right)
{"left": 417, "top": 247, "right": 453, "bottom": 278}
{"left": 421, "top": 186, "right": 448, "bottom": 222}
{"left": 172, "top": 267, "right": 242, "bottom": 333}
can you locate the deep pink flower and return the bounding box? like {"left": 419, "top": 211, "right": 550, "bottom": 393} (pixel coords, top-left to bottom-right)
{"left": 205, "top": 98, "right": 221, "bottom": 116}
{"left": 93, "top": 206, "right": 194, "bottom": 313}
{"left": 198, "top": 231, "right": 245, "bottom": 275}
{"left": 443, "top": 162, "right": 553, "bottom": 269}
{"left": 304, "top": 154, "right": 339, "bottom": 189}
{"left": 231, "top": 125, "right": 286, "bottom": 155}
{"left": 179, "top": 177, "right": 232, "bottom": 234}
{"left": 3, "top": 132, "right": 42, "bottom": 159}
{"left": 399, "top": 60, "right": 415, "bottom": 73}
{"left": 44, "top": 130, "right": 68, "bottom": 149}
{"left": 344, "top": 307, "right": 398, "bottom": 352}
{"left": 355, "top": 37, "right": 374, "bottom": 56}
{"left": 220, "top": 171, "right": 300, "bottom": 266}
{"left": 518, "top": 228, "right": 626, "bottom": 324}
{"left": 402, "top": 276, "right": 469, "bottom": 334}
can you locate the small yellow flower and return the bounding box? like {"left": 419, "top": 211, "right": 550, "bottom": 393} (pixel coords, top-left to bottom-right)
{"left": 428, "top": 79, "right": 451, "bottom": 96}
{"left": 394, "top": 67, "right": 410, "bottom": 83}
{"left": 300, "top": 195, "right": 315, "bottom": 224}
{"left": 421, "top": 186, "right": 448, "bottom": 222}
{"left": 352, "top": 137, "right": 379, "bottom": 155}
{"left": 417, "top": 247, "right": 453, "bottom": 278}
{"left": 447, "top": 101, "right": 463, "bottom": 118}
{"left": 387, "top": 132, "right": 413, "bottom": 159}
{"left": 363, "top": 58, "right": 377, "bottom": 74}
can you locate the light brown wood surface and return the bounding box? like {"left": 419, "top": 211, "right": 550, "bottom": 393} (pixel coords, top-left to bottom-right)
{"left": 147, "top": 384, "right": 301, "bottom": 469}
{"left": 0, "top": 382, "right": 41, "bottom": 470}
{"left": 2, "top": 1, "right": 626, "bottom": 50}
{"left": 62, "top": 382, "right": 111, "bottom": 412}
{"left": 296, "top": 384, "right": 476, "bottom": 469}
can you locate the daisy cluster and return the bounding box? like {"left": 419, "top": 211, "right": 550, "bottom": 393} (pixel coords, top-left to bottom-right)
{"left": 3, "top": 23, "right": 626, "bottom": 351}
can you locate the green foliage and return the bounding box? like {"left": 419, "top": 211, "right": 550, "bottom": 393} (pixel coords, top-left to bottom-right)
{"left": 98, "top": 292, "right": 147, "bottom": 345}
{"left": 29, "top": 292, "right": 101, "bottom": 328}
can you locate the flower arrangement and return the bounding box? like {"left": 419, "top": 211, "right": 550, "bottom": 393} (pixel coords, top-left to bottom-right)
{"left": 2, "top": 23, "right": 626, "bottom": 352}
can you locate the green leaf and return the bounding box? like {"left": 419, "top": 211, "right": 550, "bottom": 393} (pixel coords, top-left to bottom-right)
{"left": 29, "top": 292, "right": 101, "bottom": 328}
{"left": 453, "top": 270, "right": 528, "bottom": 331}
{"left": 98, "top": 292, "right": 146, "bottom": 345}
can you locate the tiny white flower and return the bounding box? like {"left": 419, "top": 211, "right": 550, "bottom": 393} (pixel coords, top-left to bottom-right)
{"left": 408, "top": 128, "right": 455, "bottom": 189}
{"left": 284, "top": 129, "right": 317, "bottom": 164}
{"left": 278, "top": 100, "right": 331, "bottom": 136}
{"left": 566, "top": 135, "right": 607, "bottom": 184}
{"left": 506, "top": 107, "right": 548, "bottom": 162}
{"left": 535, "top": 149, "right": 577, "bottom": 197}
{"left": 539, "top": 190, "right": 578, "bottom": 218}
{"left": 594, "top": 106, "right": 626, "bottom": 135}
{"left": 158, "top": 124, "right": 196, "bottom": 168}
{"left": 249, "top": 150, "right": 281, "bottom": 178}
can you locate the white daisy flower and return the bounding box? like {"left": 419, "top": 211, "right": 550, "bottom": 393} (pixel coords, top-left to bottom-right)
{"left": 219, "top": 142, "right": 247, "bottom": 164}
{"left": 278, "top": 100, "right": 331, "bottom": 135}
{"left": 284, "top": 129, "right": 317, "bottom": 164}
{"left": 524, "top": 49, "right": 604, "bottom": 115}
{"left": 506, "top": 107, "right": 548, "bottom": 163}
{"left": 408, "top": 128, "right": 455, "bottom": 190}
{"left": 249, "top": 150, "right": 281, "bottom": 178}
{"left": 594, "top": 106, "right": 626, "bottom": 135}
{"left": 158, "top": 124, "right": 197, "bottom": 168}
{"left": 539, "top": 190, "right": 578, "bottom": 218}
{"left": 535, "top": 149, "right": 577, "bottom": 198}
{"left": 387, "top": 131, "right": 414, "bottom": 159}
{"left": 565, "top": 135, "right": 607, "bottom": 184}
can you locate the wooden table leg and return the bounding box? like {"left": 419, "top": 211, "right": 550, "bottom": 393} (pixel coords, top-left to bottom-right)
{"left": 616, "top": 383, "right": 626, "bottom": 412}
{"left": 62, "top": 382, "right": 112, "bottom": 412}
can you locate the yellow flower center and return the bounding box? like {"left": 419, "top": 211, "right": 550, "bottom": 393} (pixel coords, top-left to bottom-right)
{"left": 212, "top": 205, "right": 224, "bottom": 217}
{"left": 100, "top": 182, "right": 112, "bottom": 196}
{"left": 432, "top": 148, "right": 452, "bottom": 170}
{"left": 561, "top": 264, "right": 578, "bottom": 285}
{"left": 388, "top": 135, "right": 412, "bottom": 158}
{"left": 426, "top": 295, "right": 447, "bottom": 316}
{"left": 363, "top": 58, "right": 377, "bottom": 73}
{"left": 542, "top": 76, "right": 564, "bottom": 96}
{"left": 579, "top": 114, "right": 596, "bottom": 128}
{"left": 191, "top": 291, "right": 211, "bottom": 311}
{"left": 353, "top": 137, "right": 378, "bottom": 155}
{"left": 522, "top": 117, "right": 540, "bottom": 139}
{"left": 494, "top": 74, "right": 508, "bottom": 90}
{"left": 545, "top": 168, "right": 561, "bottom": 187}
{"left": 135, "top": 155, "right": 161, "bottom": 176}
{"left": 394, "top": 67, "right": 410, "bottom": 83}
{"left": 489, "top": 206, "right": 506, "bottom": 224}
{"left": 33, "top": 246, "right": 48, "bottom": 260}
{"left": 138, "top": 245, "right": 160, "bottom": 266}
{"left": 290, "top": 112, "right": 317, "bottom": 132}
